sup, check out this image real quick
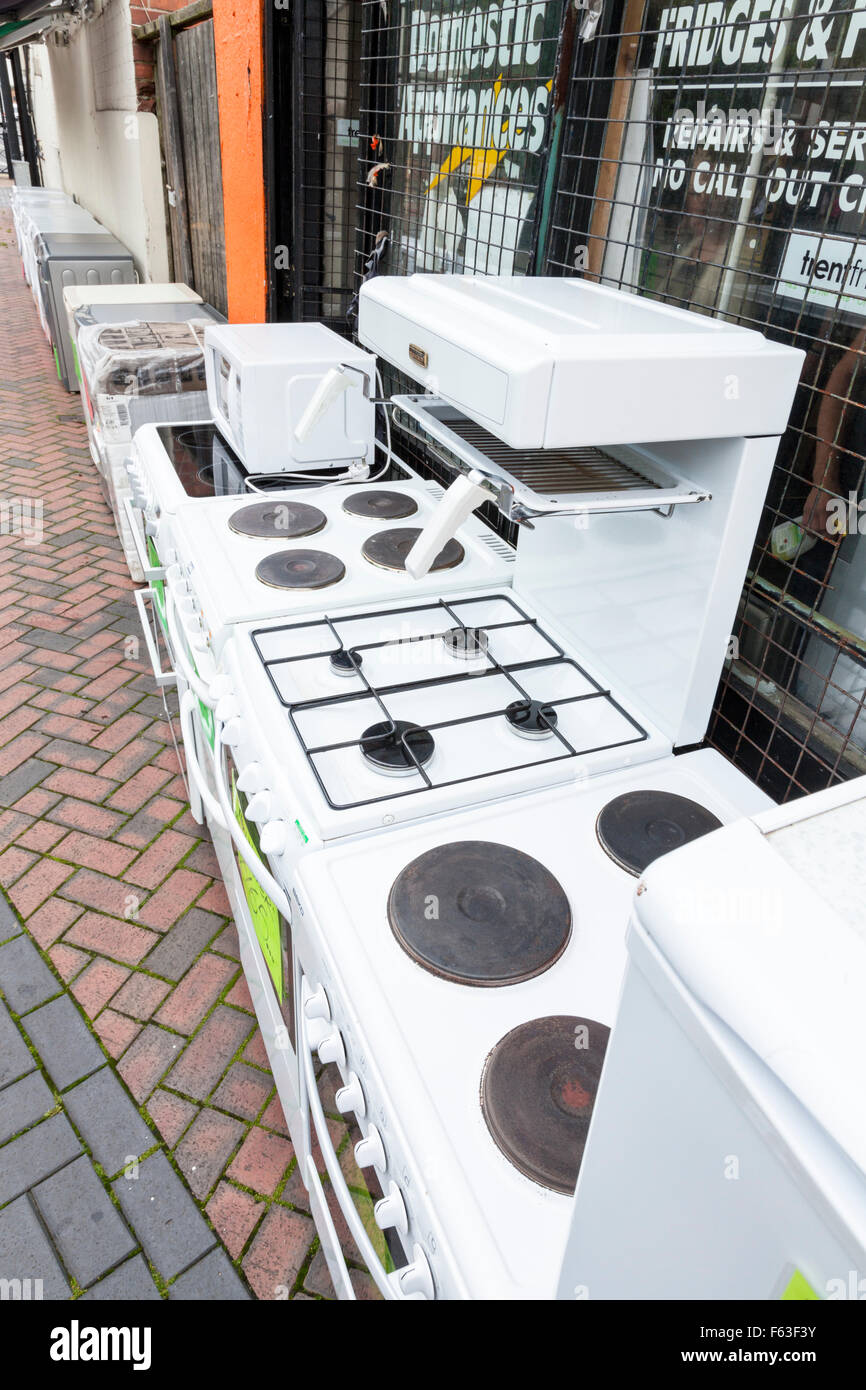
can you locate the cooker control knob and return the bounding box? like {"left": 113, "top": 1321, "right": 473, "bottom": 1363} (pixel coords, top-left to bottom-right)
{"left": 303, "top": 984, "right": 331, "bottom": 1023}
{"left": 145, "top": 517, "right": 159, "bottom": 537}
{"left": 374, "top": 1183, "right": 408, "bottom": 1237}
{"left": 354, "top": 1125, "right": 387, "bottom": 1173}
{"left": 219, "top": 717, "right": 245, "bottom": 748}
{"left": 209, "top": 674, "right": 234, "bottom": 702}
{"left": 397, "top": 1247, "right": 435, "bottom": 1300}
{"left": 245, "top": 790, "right": 272, "bottom": 824}
{"left": 236, "top": 761, "right": 264, "bottom": 795}
{"left": 259, "top": 820, "right": 287, "bottom": 856}
{"left": 163, "top": 547, "right": 178, "bottom": 567}
{"left": 215, "top": 694, "right": 241, "bottom": 724}
{"left": 317, "top": 1029, "right": 346, "bottom": 1068}
{"left": 335, "top": 1072, "right": 365, "bottom": 1118}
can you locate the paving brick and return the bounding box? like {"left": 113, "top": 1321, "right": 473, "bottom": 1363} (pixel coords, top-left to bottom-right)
{"left": 195, "top": 879, "right": 231, "bottom": 915}
{"left": 112, "top": 1150, "right": 215, "bottom": 1281}
{"left": 68, "top": 958, "right": 130, "bottom": 1019}
{"left": 63, "top": 911, "right": 158, "bottom": 966}
{"left": 227, "top": 1127, "right": 295, "bottom": 1198}
{"left": 225, "top": 974, "right": 255, "bottom": 1013}
{"left": 260, "top": 1094, "right": 290, "bottom": 1138}
{"left": 0, "top": 731, "right": 49, "bottom": 778}
{"left": 243, "top": 1029, "right": 270, "bottom": 1071}
{"left": 46, "top": 796, "right": 126, "bottom": 837}
{"left": 0, "top": 757, "right": 52, "bottom": 808}
{"left": 60, "top": 868, "right": 136, "bottom": 918}
{"left": 0, "top": 888, "right": 20, "bottom": 937}
{"left": 91, "top": 712, "right": 152, "bottom": 753}
{"left": 62, "top": 1065, "right": 154, "bottom": 1177}
{"left": 0, "top": 1112, "right": 83, "bottom": 1205}
{"left": 138, "top": 869, "right": 210, "bottom": 930}
{"left": 145, "top": 1089, "right": 198, "bottom": 1148}
{"left": 0, "top": 845, "right": 37, "bottom": 887}
{"left": 0, "top": 998, "right": 37, "bottom": 1087}
{"left": 166, "top": 1005, "right": 254, "bottom": 1102}
{"left": 175, "top": 1108, "right": 245, "bottom": 1200}
{"left": 111, "top": 972, "right": 170, "bottom": 1021}
{"left": 0, "top": 1071, "right": 56, "bottom": 1145}
{"left": 0, "top": 1195, "right": 71, "bottom": 1299}
{"left": 93, "top": 1008, "right": 142, "bottom": 1058}
{"left": 242, "top": 1204, "right": 315, "bottom": 1301}
{"left": 106, "top": 765, "right": 172, "bottom": 814}
{"left": 39, "top": 739, "right": 111, "bottom": 774}
{"left": 117, "top": 1024, "right": 183, "bottom": 1103}
{"left": 81, "top": 1253, "right": 161, "bottom": 1301}
{"left": 33, "top": 1155, "right": 136, "bottom": 1287}
{"left": 7, "top": 857, "right": 75, "bottom": 917}
{"left": 155, "top": 954, "right": 236, "bottom": 1035}
{"left": 169, "top": 1246, "right": 250, "bottom": 1300}
{"left": 52, "top": 830, "right": 136, "bottom": 876}
{"left": 47, "top": 942, "right": 90, "bottom": 982}
{"left": 126, "top": 830, "right": 195, "bottom": 890}
{"left": 206, "top": 1181, "right": 263, "bottom": 1260}
{"left": 303, "top": 1247, "right": 337, "bottom": 1299}
{"left": 0, "top": 932, "right": 60, "bottom": 1013}
{"left": 15, "top": 819, "right": 65, "bottom": 853}
{"left": 212, "top": 1062, "right": 273, "bottom": 1123}
{"left": 143, "top": 906, "right": 224, "bottom": 981}
{"left": 26, "top": 896, "right": 82, "bottom": 949}
{"left": 20, "top": 995, "right": 105, "bottom": 1091}
{"left": 42, "top": 768, "right": 116, "bottom": 804}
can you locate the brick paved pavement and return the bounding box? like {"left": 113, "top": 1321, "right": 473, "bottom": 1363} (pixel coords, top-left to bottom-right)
{"left": 0, "top": 183, "right": 370, "bottom": 1300}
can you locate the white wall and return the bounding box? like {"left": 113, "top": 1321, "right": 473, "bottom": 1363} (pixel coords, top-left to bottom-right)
{"left": 26, "top": 0, "right": 170, "bottom": 281}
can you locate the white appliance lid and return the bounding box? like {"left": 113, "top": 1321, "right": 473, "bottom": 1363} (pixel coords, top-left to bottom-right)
{"left": 634, "top": 781, "right": 866, "bottom": 1174}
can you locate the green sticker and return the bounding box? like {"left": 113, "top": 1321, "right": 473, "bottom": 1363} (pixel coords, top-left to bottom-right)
{"left": 72, "top": 339, "right": 81, "bottom": 382}
{"left": 232, "top": 776, "right": 283, "bottom": 1001}
{"left": 782, "top": 1269, "right": 819, "bottom": 1301}
{"left": 53, "top": 345, "right": 61, "bottom": 379}
{"left": 147, "top": 538, "right": 166, "bottom": 628}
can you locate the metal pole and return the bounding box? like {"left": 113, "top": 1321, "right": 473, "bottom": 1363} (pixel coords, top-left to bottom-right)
{"left": 0, "top": 55, "right": 22, "bottom": 165}
{"left": 9, "top": 47, "right": 40, "bottom": 184}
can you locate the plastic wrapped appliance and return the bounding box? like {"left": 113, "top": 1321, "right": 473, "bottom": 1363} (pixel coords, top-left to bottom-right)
{"left": 62, "top": 282, "right": 206, "bottom": 393}
{"left": 77, "top": 317, "right": 220, "bottom": 582}
{"left": 35, "top": 230, "right": 137, "bottom": 388}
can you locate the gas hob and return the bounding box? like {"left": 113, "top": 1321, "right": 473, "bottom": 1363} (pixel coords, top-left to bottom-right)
{"left": 215, "top": 586, "right": 672, "bottom": 846}
{"left": 292, "top": 749, "right": 773, "bottom": 1299}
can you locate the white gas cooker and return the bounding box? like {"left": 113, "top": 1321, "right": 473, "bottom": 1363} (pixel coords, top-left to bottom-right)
{"left": 205, "top": 586, "right": 669, "bottom": 851}
{"left": 290, "top": 749, "right": 772, "bottom": 1299}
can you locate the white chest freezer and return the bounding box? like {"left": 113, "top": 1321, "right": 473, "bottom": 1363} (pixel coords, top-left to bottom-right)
{"left": 557, "top": 777, "right": 866, "bottom": 1300}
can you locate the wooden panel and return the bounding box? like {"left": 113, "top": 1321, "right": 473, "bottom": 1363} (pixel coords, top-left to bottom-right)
{"left": 174, "top": 19, "right": 228, "bottom": 315}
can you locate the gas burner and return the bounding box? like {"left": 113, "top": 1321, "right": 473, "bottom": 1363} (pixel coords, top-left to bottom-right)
{"left": 343, "top": 489, "right": 418, "bottom": 520}
{"left": 387, "top": 841, "right": 571, "bottom": 986}
{"left": 229, "top": 500, "right": 326, "bottom": 539}
{"left": 441, "top": 626, "right": 489, "bottom": 661}
{"left": 255, "top": 549, "right": 346, "bottom": 591}
{"left": 360, "top": 720, "right": 434, "bottom": 776}
{"left": 330, "top": 648, "right": 363, "bottom": 677}
{"left": 505, "top": 698, "right": 558, "bottom": 740}
{"left": 361, "top": 527, "right": 465, "bottom": 573}
{"left": 596, "top": 789, "right": 723, "bottom": 877}
{"left": 481, "top": 1015, "right": 610, "bottom": 1194}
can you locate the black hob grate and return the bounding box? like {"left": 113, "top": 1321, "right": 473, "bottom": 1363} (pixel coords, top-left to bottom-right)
{"left": 250, "top": 594, "right": 648, "bottom": 811}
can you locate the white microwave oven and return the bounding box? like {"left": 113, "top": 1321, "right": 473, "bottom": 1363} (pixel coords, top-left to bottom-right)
{"left": 204, "top": 322, "right": 377, "bottom": 471}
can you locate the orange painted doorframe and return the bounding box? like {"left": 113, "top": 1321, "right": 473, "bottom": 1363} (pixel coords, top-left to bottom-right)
{"left": 213, "top": 0, "right": 267, "bottom": 322}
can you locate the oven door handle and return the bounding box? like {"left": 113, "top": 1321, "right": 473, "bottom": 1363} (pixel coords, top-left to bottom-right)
{"left": 179, "top": 690, "right": 227, "bottom": 830}
{"left": 165, "top": 584, "right": 217, "bottom": 710}
{"left": 211, "top": 727, "right": 294, "bottom": 923}
{"left": 121, "top": 494, "right": 163, "bottom": 583}
{"left": 133, "top": 587, "right": 177, "bottom": 689}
